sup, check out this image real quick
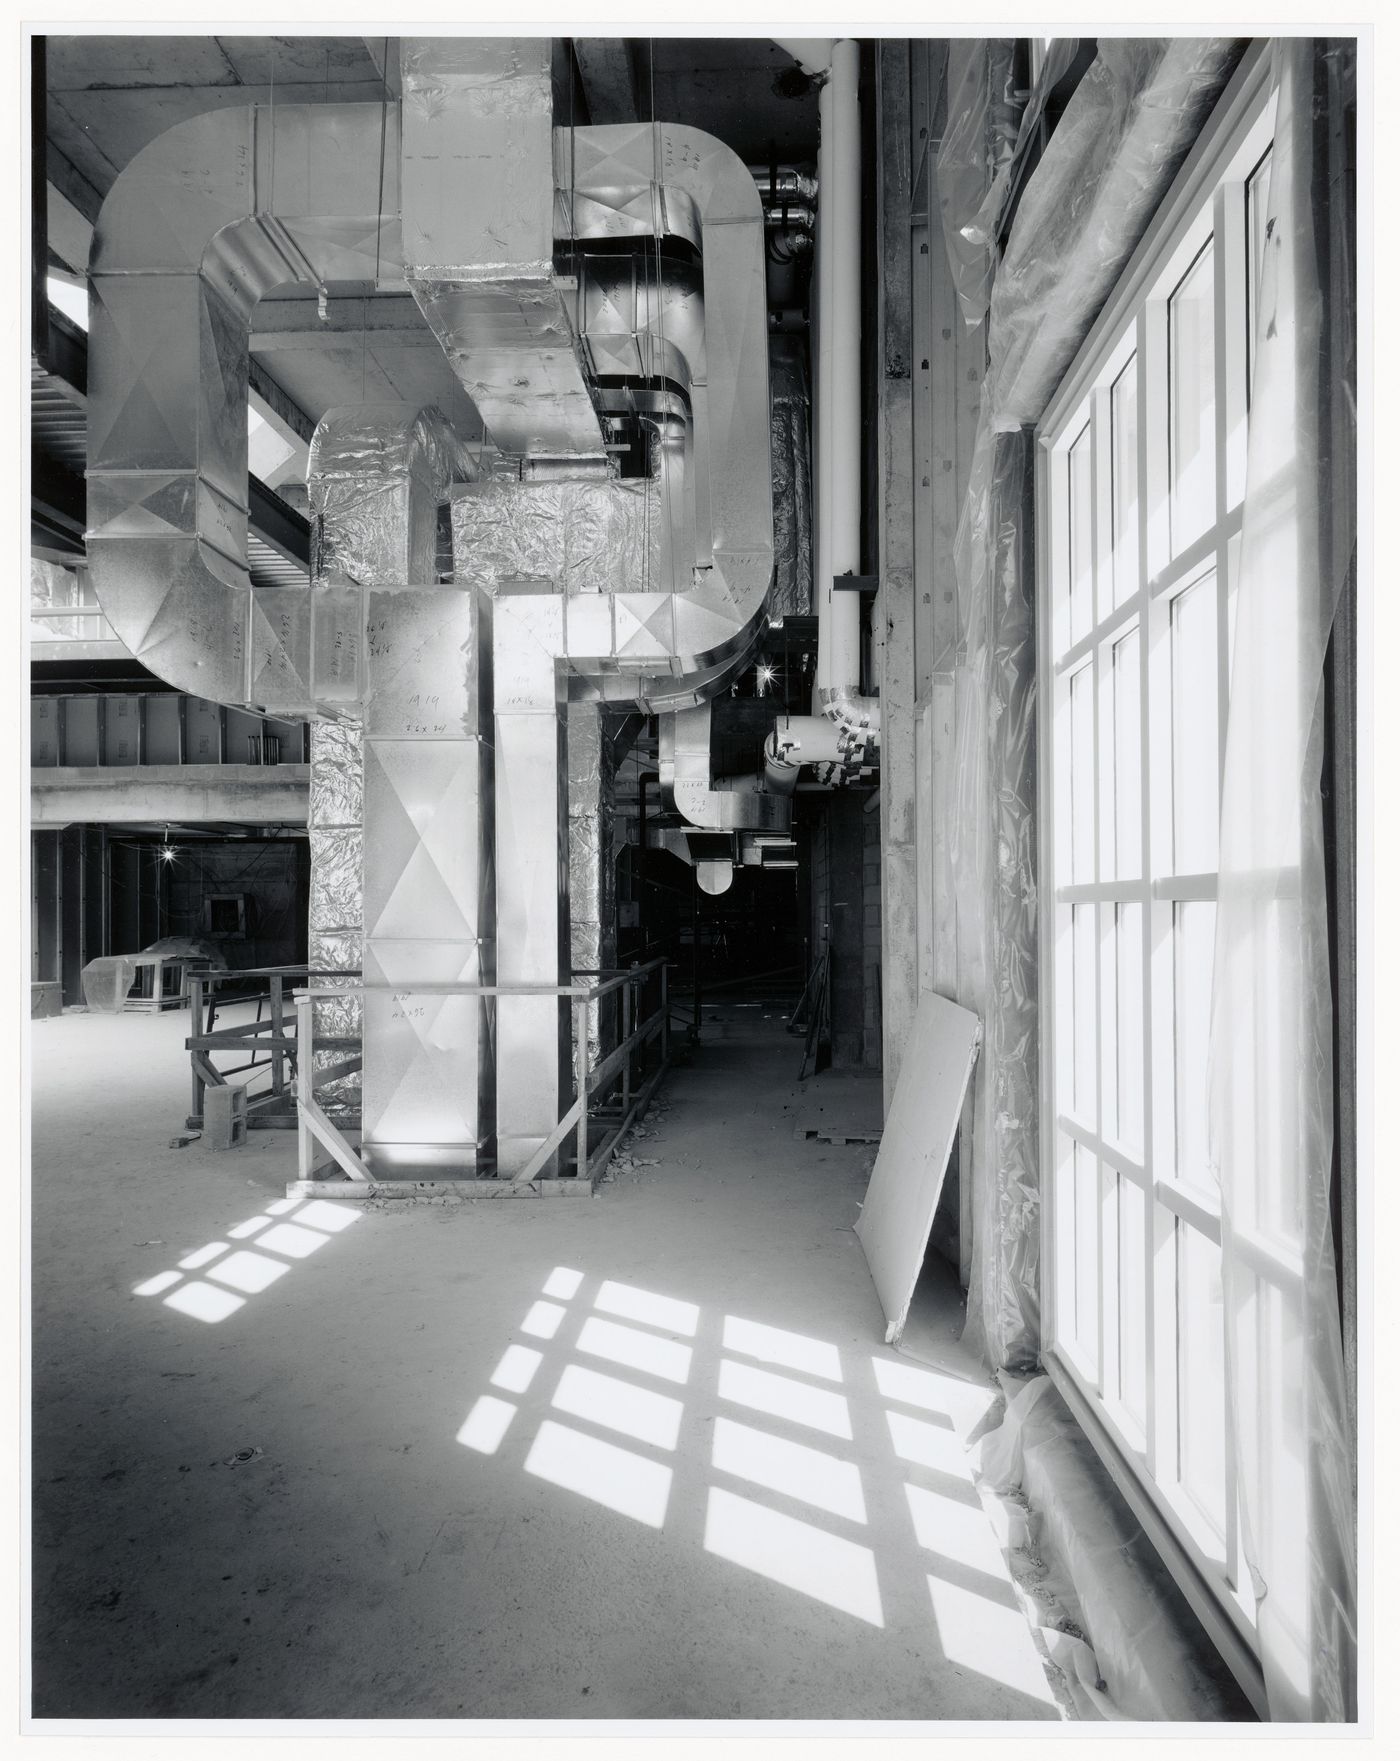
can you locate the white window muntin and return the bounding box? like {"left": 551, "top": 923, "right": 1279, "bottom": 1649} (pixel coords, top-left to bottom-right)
{"left": 1037, "top": 44, "right": 1277, "bottom": 1700}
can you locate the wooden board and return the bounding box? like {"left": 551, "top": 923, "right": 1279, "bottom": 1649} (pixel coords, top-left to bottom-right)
{"left": 854, "top": 991, "right": 980, "bottom": 1346}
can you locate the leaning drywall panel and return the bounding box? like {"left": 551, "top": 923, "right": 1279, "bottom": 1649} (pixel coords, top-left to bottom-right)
{"left": 854, "top": 991, "right": 981, "bottom": 1344}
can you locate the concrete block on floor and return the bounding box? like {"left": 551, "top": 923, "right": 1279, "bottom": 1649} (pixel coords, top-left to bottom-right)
{"left": 204, "top": 1085, "right": 248, "bottom": 1151}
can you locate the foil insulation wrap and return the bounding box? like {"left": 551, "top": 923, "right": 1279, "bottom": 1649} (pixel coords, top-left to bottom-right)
{"left": 768, "top": 334, "right": 813, "bottom": 621}
{"left": 568, "top": 702, "right": 618, "bottom": 1070}
{"left": 310, "top": 405, "right": 464, "bottom": 600}
{"left": 450, "top": 477, "right": 661, "bottom": 601}
{"left": 308, "top": 716, "right": 364, "bottom": 1113}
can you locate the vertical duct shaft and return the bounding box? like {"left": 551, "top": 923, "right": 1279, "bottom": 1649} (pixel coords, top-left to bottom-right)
{"left": 310, "top": 404, "right": 494, "bottom": 1176}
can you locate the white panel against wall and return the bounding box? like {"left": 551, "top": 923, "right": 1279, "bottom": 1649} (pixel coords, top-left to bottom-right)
{"left": 855, "top": 991, "right": 981, "bottom": 1344}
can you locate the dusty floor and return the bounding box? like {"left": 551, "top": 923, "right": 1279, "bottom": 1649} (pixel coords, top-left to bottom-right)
{"left": 30, "top": 1001, "right": 1063, "bottom": 1724}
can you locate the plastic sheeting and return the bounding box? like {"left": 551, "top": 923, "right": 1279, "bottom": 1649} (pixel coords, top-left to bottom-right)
{"left": 950, "top": 422, "right": 1040, "bottom": 1373}
{"left": 1207, "top": 39, "right": 1356, "bottom": 1722}
{"left": 977, "top": 1377, "right": 1247, "bottom": 1720}
{"left": 935, "top": 41, "right": 1023, "bottom": 329}
{"left": 986, "top": 38, "right": 1242, "bottom": 431}
{"left": 768, "top": 333, "right": 813, "bottom": 620}
{"left": 80, "top": 956, "right": 136, "bottom": 1014}
{"left": 945, "top": 39, "right": 1242, "bottom": 1373}
{"left": 958, "top": 40, "right": 1083, "bottom": 255}
{"left": 450, "top": 477, "right": 661, "bottom": 598}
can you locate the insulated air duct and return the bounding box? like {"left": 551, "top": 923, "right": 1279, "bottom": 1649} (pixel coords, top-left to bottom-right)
{"left": 316, "top": 405, "right": 494, "bottom": 1175}
{"left": 450, "top": 112, "right": 774, "bottom": 1174}
{"left": 86, "top": 100, "right": 406, "bottom": 713}
{"left": 87, "top": 44, "right": 777, "bottom": 1182}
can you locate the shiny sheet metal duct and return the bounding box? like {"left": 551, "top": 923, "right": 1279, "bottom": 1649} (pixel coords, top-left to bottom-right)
{"left": 86, "top": 100, "right": 405, "bottom": 713}
{"left": 452, "top": 116, "right": 774, "bottom": 1174}
{"left": 307, "top": 404, "right": 494, "bottom": 1174}
{"left": 88, "top": 52, "right": 775, "bottom": 1182}
{"left": 660, "top": 701, "right": 791, "bottom": 832}
{"left": 399, "top": 38, "right": 608, "bottom": 465}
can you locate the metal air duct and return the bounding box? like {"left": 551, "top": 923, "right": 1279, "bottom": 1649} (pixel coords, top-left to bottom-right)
{"left": 399, "top": 38, "right": 608, "bottom": 465}
{"left": 450, "top": 116, "right": 775, "bottom": 1174}
{"left": 86, "top": 100, "right": 406, "bottom": 712}
{"left": 306, "top": 403, "right": 493, "bottom": 1171}
{"left": 660, "top": 701, "right": 791, "bottom": 832}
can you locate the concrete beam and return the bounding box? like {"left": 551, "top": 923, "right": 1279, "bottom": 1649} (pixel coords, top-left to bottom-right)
{"left": 573, "top": 39, "right": 639, "bottom": 124}
{"left": 32, "top": 764, "right": 310, "bottom": 826}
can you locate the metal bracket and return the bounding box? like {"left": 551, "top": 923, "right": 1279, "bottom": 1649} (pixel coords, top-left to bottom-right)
{"left": 833, "top": 572, "right": 879, "bottom": 594}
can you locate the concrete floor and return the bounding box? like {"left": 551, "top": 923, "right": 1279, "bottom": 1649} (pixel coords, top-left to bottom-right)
{"left": 30, "top": 1001, "right": 1064, "bottom": 1725}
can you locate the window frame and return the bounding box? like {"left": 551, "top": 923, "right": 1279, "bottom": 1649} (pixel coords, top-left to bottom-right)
{"left": 1035, "top": 42, "right": 1275, "bottom": 1718}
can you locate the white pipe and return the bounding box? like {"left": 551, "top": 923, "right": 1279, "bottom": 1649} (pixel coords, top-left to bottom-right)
{"left": 805, "top": 40, "right": 881, "bottom": 779}
{"left": 817, "top": 38, "right": 861, "bottom": 712}
{"left": 771, "top": 38, "right": 834, "bottom": 77}
{"left": 763, "top": 715, "right": 845, "bottom": 794}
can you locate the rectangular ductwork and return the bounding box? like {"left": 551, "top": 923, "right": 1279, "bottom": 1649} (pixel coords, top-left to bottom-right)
{"left": 400, "top": 37, "right": 608, "bottom": 465}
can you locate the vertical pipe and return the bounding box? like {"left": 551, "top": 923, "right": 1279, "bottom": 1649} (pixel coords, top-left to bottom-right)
{"left": 812, "top": 40, "right": 863, "bottom": 709}
{"left": 661, "top": 963, "right": 670, "bottom": 1060}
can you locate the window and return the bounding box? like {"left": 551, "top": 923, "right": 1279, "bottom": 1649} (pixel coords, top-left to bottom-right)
{"left": 1038, "top": 58, "right": 1277, "bottom": 1695}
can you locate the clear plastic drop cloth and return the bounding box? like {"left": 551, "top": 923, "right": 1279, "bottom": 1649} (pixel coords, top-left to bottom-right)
{"left": 935, "top": 40, "right": 1023, "bottom": 329}
{"left": 959, "top": 40, "right": 1083, "bottom": 254}
{"left": 986, "top": 38, "right": 1242, "bottom": 431}
{"left": 80, "top": 956, "right": 136, "bottom": 1014}
{"left": 950, "top": 418, "right": 1040, "bottom": 1374}
{"left": 1206, "top": 38, "right": 1356, "bottom": 1722}
{"left": 977, "top": 1376, "right": 1247, "bottom": 1720}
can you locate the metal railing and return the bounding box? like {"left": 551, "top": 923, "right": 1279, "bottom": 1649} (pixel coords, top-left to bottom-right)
{"left": 290, "top": 958, "right": 671, "bottom": 1192}
{"left": 186, "top": 965, "right": 362, "bottom": 1132}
